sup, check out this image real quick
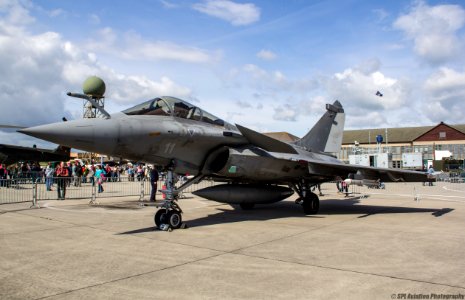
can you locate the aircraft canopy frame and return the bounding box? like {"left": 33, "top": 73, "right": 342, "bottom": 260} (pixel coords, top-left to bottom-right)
{"left": 122, "top": 96, "right": 230, "bottom": 128}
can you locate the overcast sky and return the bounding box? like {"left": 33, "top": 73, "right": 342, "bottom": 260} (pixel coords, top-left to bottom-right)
{"left": 1, "top": 0, "right": 465, "bottom": 148}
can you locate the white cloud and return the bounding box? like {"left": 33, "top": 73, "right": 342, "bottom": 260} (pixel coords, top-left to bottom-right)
{"left": 241, "top": 64, "right": 316, "bottom": 92}
{"left": 372, "top": 8, "right": 389, "bottom": 22}
{"left": 0, "top": 0, "right": 34, "bottom": 35}
{"left": 88, "top": 14, "right": 100, "bottom": 24}
{"left": 345, "top": 111, "right": 388, "bottom": 129}
{"left": 49, "top": 8, "right": 65, "bottom": 18}
{"left": 256, "top": 49, "right": 277, "bottom": 60}
{"left": 327, "top": 67, "right": 409, "bottom": 111}
{"left": 0, "top": 2, "right": 192, "bottom": 132}
{"left": 422, "top": 67, "right": 465, "bottom": 123}
{"left": 86, "top": 28, "right": 214, "bottom": 63}
{"left": 393, "top": 1, "right": 465, "bottom": 64}
{"left": 273, "top": 104, "right": 298, "bottom": 121}
{"left": 424, "top": 67, "right": 465, "bottom": 96}
{"left": 299, "top": 96, "right": 327, "bottom": 116}
{"left": 106, "top": 75, "right": 191, "bottom": 102}
{"left": 160, "top": 0, "right": 179, "bottom": 9}
{"left": 192, "top": 0, "right": 260, "bottom": 26}
{"left": 355, "top": 57, "right": 381, "bottom": 75}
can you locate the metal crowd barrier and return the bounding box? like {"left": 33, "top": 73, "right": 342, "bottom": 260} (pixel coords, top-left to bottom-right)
{"left": 0, "top": 176, "right": 216, "bottom": 206}
{"left": 321, "top": 179, "right": 465, "bottom": 200}
{"left": 3, "top": 176, "right": 462, "bottom": 207}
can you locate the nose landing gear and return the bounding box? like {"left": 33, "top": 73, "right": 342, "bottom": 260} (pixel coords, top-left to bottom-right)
{"left": 153, "top": 163, "right": 203, "bottom": 231}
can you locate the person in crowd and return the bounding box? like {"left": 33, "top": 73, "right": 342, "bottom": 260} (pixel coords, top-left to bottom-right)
{"left": 111, "top": 165, "right": 117, "bottom": 182}
{"left": 335, "top": 177, "right": 342, "bottom": 193}
{"left": 104, "top": 164, "right": 111, "bottom": 180}
{"left": 136, "top": 165, "right": 144, "bottom": 181}
{"left": 427, "top": 165, "right": 435, "bottom": 186}
{"left": 95, "top": 165, "right": 105, "bottom": 193}
{"left": 116, "top": 165, "right": 122, "bottom": 182}
{"left": 82, "top": 165, "right": 89, "bottom": 183}
{"left": 30, "top": 162, "right": 41, "bottom": 183}
{"left": 89, "top": 164, "right": 95, "bottom": 186}
{"left": 55, "top": 162, "right": 69, "bottom": 200}
{"left": 75, "top": 161, "right": 83, "bottom": 187}
{"left": 0, "top": 164, "right": 5, "bottom": 187}
{"left": 0, "top": 164, "right": 8, "bottom": 187}
{"left": 149, "top": 167, "right": 159, "bottom": 202}
{"left": 45, "top": 162, "right": 54, "bottom": 191}
{"left": 127, "top": 164, "right": 134, "bottom": 181}
{"left": 341, "top": 179, "right": 349, "bottom": 196}
{"left": 66, "top": 162, "right": 72, "bottom": 187}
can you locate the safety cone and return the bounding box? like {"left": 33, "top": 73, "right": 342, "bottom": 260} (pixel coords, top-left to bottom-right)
{"left": 162, "top": 183, "right": 166, "bottom": 199}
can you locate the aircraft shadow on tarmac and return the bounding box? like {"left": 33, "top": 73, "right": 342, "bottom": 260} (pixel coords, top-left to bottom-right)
{"left": 118, "top": 197, "right": 453, "bottom": 234}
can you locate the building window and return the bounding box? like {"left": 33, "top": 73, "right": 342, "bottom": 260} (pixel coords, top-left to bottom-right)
{"left": 439, "top": 131, "right": 446, "bottom": 139}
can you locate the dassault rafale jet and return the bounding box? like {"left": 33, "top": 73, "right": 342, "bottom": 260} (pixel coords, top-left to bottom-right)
{"left": 19, "top": 91, "right": 429, "bottom": 229}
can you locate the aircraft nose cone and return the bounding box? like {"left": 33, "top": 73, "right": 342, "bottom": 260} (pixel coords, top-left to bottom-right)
{"left": 20, "top": 119, "right": 119, "bottom": 154}
{"left": 19, "top": 122, "right": 96, "bottom": 150}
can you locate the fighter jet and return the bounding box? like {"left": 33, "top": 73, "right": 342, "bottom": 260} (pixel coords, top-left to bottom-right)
{"left": 0, "top": 143, "right": 70, "bottom": 166}
{"left": 19, "top": 94, "right": 429, "bottom": 229}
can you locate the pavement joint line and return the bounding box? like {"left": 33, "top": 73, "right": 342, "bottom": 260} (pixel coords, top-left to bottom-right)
{"left": 0, "top": 210, "right": 119, "bottom": 236}
{"left": 29, "top": 214, "right": 393, "bottom": 299}
{"left": 235, "top": 251, "right": 465, "bottom": 291}
{"left": 3, "top": 190, "right": 464, "bottom": 298}
{"left": 228, "top": 203, "right": 414, "bottom": 254}
{"left": 34, "top": 251, "right": 228, "bottom": 300}
{"left": 1, "top": 224, "right": 85, "bottom": 236}
{"left": 6, "top": 208, "right": 229, "bottom": 253}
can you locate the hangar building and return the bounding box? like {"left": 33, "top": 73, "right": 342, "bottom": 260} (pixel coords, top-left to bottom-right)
{"left": 339, "top": 122, "right": 465, "bottom": 170}
{"left": 266, "top": 122, "right": 465, "bottom": 171}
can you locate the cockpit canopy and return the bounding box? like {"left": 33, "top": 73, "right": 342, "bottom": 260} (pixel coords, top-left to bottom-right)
{"left": 123, "top": 96, "right": 233, "bottom": 128}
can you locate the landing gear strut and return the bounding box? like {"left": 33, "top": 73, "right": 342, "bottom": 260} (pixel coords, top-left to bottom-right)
{"left": 292, "top": 180, "right": 320, "bottom": 215}
{"left": 154, "top": 162, "right": 204, "bottom": 230}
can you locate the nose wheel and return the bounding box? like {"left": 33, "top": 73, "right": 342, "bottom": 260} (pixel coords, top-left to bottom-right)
{"left": 154, "top": 208, "right": 183, "bottom": 229}
{"left": 154, "top": 209, "right": 168, "bottom": 228}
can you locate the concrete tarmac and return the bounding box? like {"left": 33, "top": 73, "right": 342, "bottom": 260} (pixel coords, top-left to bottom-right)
{"left": 1, "top": 183, "right": 465, "bottom": 299}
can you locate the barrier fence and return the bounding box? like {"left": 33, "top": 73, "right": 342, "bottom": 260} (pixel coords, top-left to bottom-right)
{"left": 1, "top": 177, "right": 463, "bottom": 206}
{"left": 0, "top": 176, "right": 216, "bottom": 205}
{"left": 324, "top": 179, "right": 465, "bottom": 200}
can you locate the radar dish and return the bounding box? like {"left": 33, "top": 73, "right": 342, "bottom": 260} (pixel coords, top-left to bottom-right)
{"left": 83, "top": 76, "right": 106, "bottom": 98}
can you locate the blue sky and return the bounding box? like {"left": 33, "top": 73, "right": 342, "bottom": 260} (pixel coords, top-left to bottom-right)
{"left": 1, "top": 0, "right": 465, "bottom": 148}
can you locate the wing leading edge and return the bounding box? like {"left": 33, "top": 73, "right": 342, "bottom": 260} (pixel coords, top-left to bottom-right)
{"left": 235, "top": 124, "right": 298, "bottom": 154}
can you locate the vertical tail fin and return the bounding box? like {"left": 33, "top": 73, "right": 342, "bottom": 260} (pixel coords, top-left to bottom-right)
{"left": 294, "top": 100, "right": 345, "bottom": 153}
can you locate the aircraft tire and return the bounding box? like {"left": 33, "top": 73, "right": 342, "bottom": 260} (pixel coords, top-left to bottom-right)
{"left": 167, "top": 210, "right": 182, "bottom": 229}
{"left": 154, "top": 209, "right": 168, "bottom": 228}
{"left": 240, "top": 203, "right": 255, "bottom": 210}
{"left": 302, "top": 193, "right": 319, "bottom": 214}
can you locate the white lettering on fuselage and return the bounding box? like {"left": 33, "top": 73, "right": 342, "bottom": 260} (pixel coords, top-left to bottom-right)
{"left": 164, "top": 143, "right": 176, "bottom": 154}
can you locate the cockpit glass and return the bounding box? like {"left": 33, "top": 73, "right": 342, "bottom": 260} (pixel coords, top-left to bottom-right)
{"left": 202, "top": 111, "right": 225, "bottom": 126}
{"left": 122, "top": 98, "right": 171, "bottom": 116}
{"left": 123, "top": 96, "right": 230, "bottom": 128}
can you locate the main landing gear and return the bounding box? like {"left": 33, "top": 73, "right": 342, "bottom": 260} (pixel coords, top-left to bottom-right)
{"left": 154, "top": 165, "right": 203, "bottom": 231}
{"left": 292, "top": 180, "right": 320, "bottom": 215}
